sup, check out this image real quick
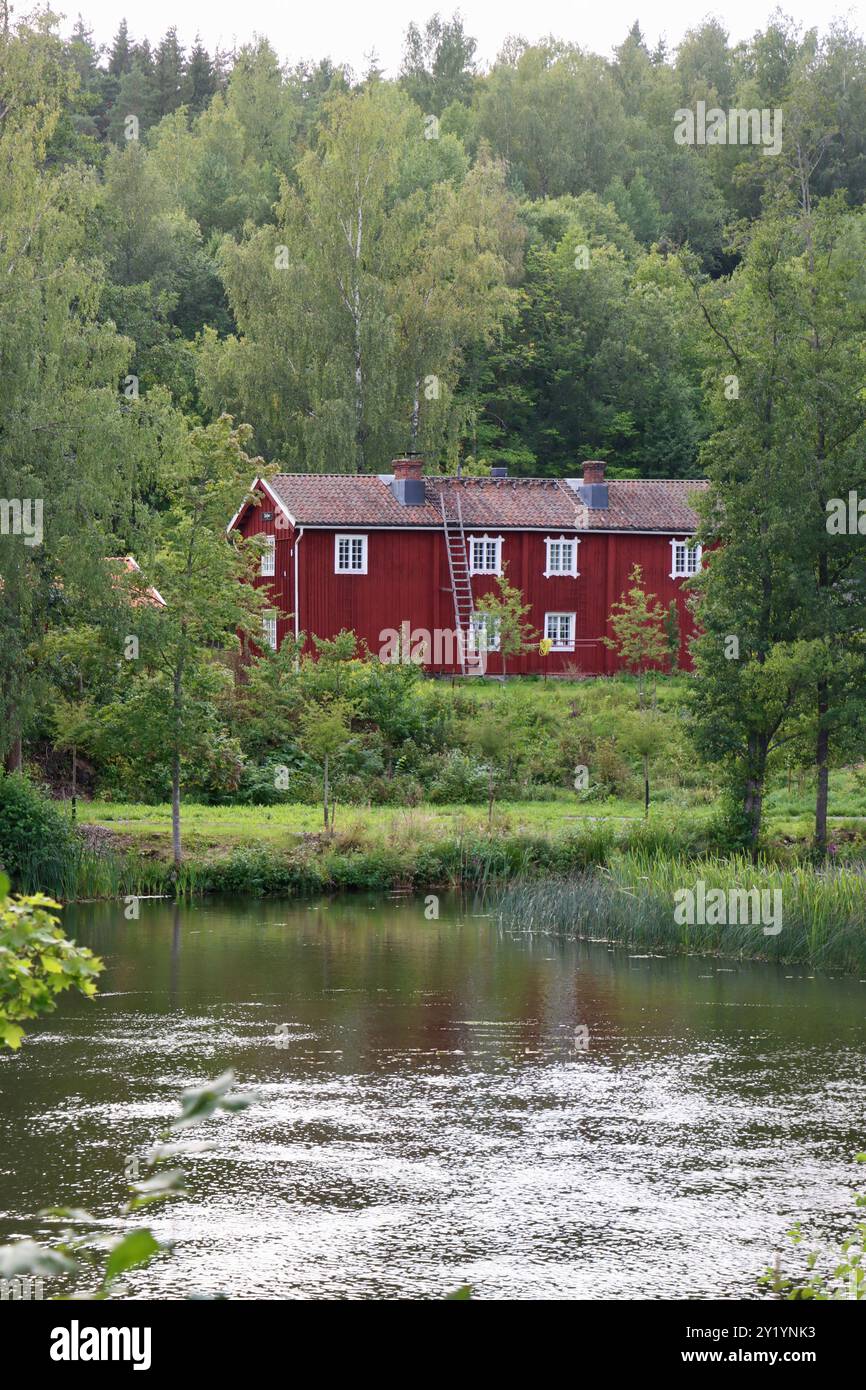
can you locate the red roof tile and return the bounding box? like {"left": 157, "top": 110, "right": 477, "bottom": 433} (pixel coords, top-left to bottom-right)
{"left": 261, "top": 474, "right": 707, "bottom": 533}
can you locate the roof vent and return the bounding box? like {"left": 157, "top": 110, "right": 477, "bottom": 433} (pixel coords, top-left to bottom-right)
{"left": 578, "top": 459, "right": 608, "bottom": 510}
{"left": 391, "top": 455, "right": 425, "bottom": 505}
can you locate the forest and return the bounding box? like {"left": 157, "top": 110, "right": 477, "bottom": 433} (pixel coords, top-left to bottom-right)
{"left": 3, "top": 6, "right": 866, "bottom": 883}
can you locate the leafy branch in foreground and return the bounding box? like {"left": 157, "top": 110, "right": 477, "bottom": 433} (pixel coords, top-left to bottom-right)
{"left": 759, "top": 1154, "right": 866, "bottom": 1300}
{"left": 0, "top": 1071, "right": 257, "bottom": 1299}
{"left": 0, "top": 871, "right": 103, "bottom": 1049}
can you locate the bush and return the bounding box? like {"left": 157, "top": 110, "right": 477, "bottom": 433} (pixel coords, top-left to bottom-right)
{"left": 0, "top": 875, "right": 103, "bottom": 1048}
{"left": 0, "top": 775, "right": 78, "bottom": 892}
{"left": 428, "top": 750, "right": 489, "bottom": 804}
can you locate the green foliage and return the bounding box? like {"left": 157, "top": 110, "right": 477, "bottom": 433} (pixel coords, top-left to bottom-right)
{"left": 496, "top": 855, "right": 866, "bottom": 972}
{"left": 428, "top": 749, "right": 489, "bottom": 804}
{"left": 687, "top": 198, "right": 866, "bottom": 855}
{"left": 760, "top": 1155, "right": 866, "bottom": 1299}
{"left": 662, "top": 601, "right": 681, "bottom": 673}
{"left": 198, "top": 81, "right": 523, "bottom": 470}
{"left": 0, "top": 871, "right": 103, "bottom": 1049}
{"left": 9, "top": 8, "right": 866, "bottom": 896}
{"left": 0, "top": 775, "right": 77, "bottom": 890}
{"left": 473, "top": 566, "right": 538, "bottom": 675}
{"left": 299, "top": 698, "right": 356, "bottom": 830}
{"left": 602, "top": 565, "right": 669, "bottom": 706}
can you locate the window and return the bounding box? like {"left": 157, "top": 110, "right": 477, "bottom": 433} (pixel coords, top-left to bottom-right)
{"left": 335, "top": 533, "right": 368, "bottom": 574}
{"left": 669, "top": 539, "right": 702, "bottom": 578}
{"left": 544, "top": 535, "right": 579, "bottom": 578}
{"left": 469, "top": 614, "right": 501, "bottom": 653}
{"left": 260, "top": 534, "right": 275, "bottom": 577}
{"left": 544, "top": 612, "right": 576, "bottom": 651}
{"left": 468, "top": 534, "right": 503, "bottom": 575}
{"left": 262, "top": 611, "right": 278, "bottom": 651}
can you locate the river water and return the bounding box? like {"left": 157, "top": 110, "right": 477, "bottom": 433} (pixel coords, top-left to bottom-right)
{"left": 1, "top": 893, "right": 865, "bottom": 1300}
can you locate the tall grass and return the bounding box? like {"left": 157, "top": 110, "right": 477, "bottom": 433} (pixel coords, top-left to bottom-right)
{"left": 16, "top": 843, "right": 170, "bottom": 900}
{"left": 494, "top": 852, "right": 866, "bottom": 973}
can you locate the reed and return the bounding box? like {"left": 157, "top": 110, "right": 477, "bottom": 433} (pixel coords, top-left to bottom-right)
{"left": 493, "top": 853, "right": 866, "bottom": 973}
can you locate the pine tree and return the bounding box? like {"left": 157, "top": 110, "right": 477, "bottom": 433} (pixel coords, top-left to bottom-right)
{"left": 184, "top": 35, "right": 215, "bottom": 113}
{"left": 107, "top": 19, "right": 132, "bottom": 77}
{"left": 153, "top": 27, "right": 185, "bottom": 118}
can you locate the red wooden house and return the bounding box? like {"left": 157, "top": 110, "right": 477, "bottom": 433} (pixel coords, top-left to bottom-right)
{"left": 227, "top": 457, "right": 708, "bottom": 676}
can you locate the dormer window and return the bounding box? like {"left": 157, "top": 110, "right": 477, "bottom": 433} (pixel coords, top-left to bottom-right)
{"left": 468, "top": 534, "right": 503, "bottom": 575}
{"left": 669, "top": 539, "right": 702, "bottom": 578}
{"left": 260, "top": 534, "right": 275, "bottom": 576}
{"left": 335, "top": 534, "right": 368, "bottom": 574}
{"left": 544, "top": 536, "right": 579, "bottom": 578}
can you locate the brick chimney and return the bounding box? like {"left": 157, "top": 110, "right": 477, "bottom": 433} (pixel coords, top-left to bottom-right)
{"left": 579, "top": 460, "right": 608, "bottom": 510}
{"left": 393, "top": 455, "right": 424, "bottom": 481}
{"left": 390, "top": 455, "right": 426, "bottom": 505}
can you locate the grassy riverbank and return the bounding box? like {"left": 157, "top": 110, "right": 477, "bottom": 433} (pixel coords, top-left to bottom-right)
{"left": 50, "top": 806, "right": 711, "bottom": 899}
{"left": 8, "top": 793, "right": 866, "bottom": 973}
{"left": 496, "top": 854, "right": 866, "bottom": 973}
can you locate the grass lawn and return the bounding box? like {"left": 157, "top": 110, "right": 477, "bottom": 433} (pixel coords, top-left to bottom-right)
{"left": 78, "top": 773, "right": 866, "bottom": 859}
{"left": 75, "top": 676, "right": 866, "bottom": 857}
{"left": 81, "top": 794, "right": 715, "bottom": 855}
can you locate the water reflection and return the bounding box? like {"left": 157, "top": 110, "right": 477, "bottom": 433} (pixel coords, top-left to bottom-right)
{"left": 1, "top": 893, "right": 864, "bottom": 1300}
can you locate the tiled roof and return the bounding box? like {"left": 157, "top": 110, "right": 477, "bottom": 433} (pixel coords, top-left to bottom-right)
{"left": 107, "top": 556, "right": 166, "bottom": 608}
{"left": 263, "top": 474, "right": 707, "bottom": 533}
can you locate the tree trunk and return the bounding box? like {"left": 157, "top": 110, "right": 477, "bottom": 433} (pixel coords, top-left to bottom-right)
{"left": 815, "top": 680, "right": 830, "bottom": 857}
{"left": 743, "top": 736, "right": 768, "bottom": 863}
{"left": 171, "top": 658, "right": 184, "bottom": 872}
{"left": 171, "top": 749, "right": 182, "bottom": 871}
{"left": 410, "top": 379, "right": 421, "bottom": 448}
{"left": 323, "top": 752, "right": 330, "bottom": 831}
{"left": 643, "top": 753, "right": 649, "bottom": 819}
{"left": 4, "top": 731, "right": 22, "bottom": 773}
{"left": 71, "top": 745, "right": 77, "bottom": 823}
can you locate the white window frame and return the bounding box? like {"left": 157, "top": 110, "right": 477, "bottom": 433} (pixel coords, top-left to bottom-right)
{"left": 260, "top": 533, "right": 275, "bottom": 577}
{"left": 669, "top": 538, "right": 702, "bottom": 579}
{"left": 544, "top": 611, "right": 576, "bottom": 652}
{"left": 544, "top": 535, "right": 580, "bottom": 578}
{"left": 469, "top": 613, "right": 501, "bottom": 653}
{"left": 262, "top": 611, "right": 278, "bottom": 651}
{"left": 335, "top": 533, "right": 368, "bottom": 575}
{"left": 468, "top": 534, "right": 503, "bottom": 576}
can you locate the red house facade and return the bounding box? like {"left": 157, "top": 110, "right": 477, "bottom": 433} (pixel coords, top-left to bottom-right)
{"left": 227, "top": 458, "right": 707, "bottom": 676}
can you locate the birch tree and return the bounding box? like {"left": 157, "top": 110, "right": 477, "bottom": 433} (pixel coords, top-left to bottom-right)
{"left": 199, "top": 84, "right": 521, "bottom": 470}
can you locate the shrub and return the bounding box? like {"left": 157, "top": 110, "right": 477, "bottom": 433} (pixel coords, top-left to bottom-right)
{"left": 428, "top": 750, "right": 489, "bottom": 804}
{"left": 0, "top": 774, "right": 78, "bottom": 892}
{"left": 0, "top": 872, "right": 103, "bottom": 1048}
